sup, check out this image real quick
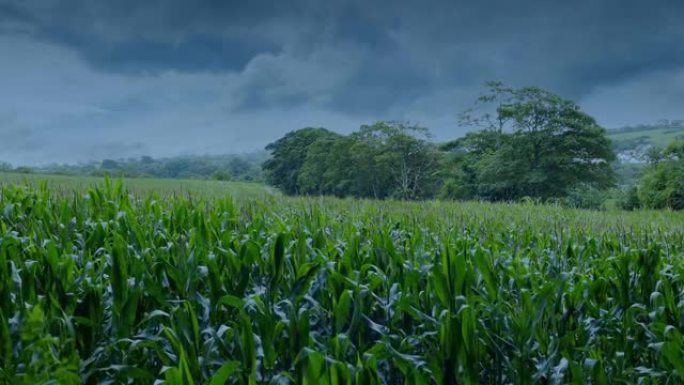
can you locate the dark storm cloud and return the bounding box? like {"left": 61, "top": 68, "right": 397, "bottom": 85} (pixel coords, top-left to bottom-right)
{"left": 0, "top": 0, "right": 683, "bottom": 164}
{"left": 42, "top": 30, "right": 278, "bottom": 74}
{"left": 3, "top": 0, "right": 684, "bottom": 102}
{"left": 0, "top": 0, "right": 287, "bottom": 73}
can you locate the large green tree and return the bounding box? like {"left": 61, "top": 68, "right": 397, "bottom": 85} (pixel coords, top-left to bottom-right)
{"left": 446, "top": 82, "right": 616, "bottom": 201}
{"left": 297, "top": 136, "right": 356, "bottom": 196}
{"left": 263, "top": 127, "right": 341, "bottom": 195}
{"left": 268, "top": 122, "right": 441, "bottom": 199}
{"left": 637, "top": 140, "right": 684, "bottom": 210}
{"left": 354, "top": 122, "right": 441, "bottom": 200}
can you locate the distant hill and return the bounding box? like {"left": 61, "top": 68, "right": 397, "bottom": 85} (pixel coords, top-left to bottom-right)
{"left": 607, "top": 120, "right": 684, "bottom": 163}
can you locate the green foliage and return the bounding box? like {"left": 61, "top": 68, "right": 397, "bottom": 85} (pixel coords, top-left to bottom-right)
{"left": 608, "top": 120, "right": 684, "bottom": 150}
{"left": 354, "top": 122, "right": 442, "bottom": 200}
{"left": 618, "top": 186, "right": 641, "bottom": 210}
{"left": 613, "top": 162, "right": 644, "bottom": 187}
{"left": 19, "top": 154, "right": 266, "bottom": 182}
{"left": 211, "top": 170, "right": 231, "bottom": 181}
{"left": 266, "top": 122, "right": 442, "bottom": 200}
{"left": 637, "top": 140, "right": 684, "bottom": 210}
{"left": 0, "top": 178, "right": 682, "bottom": 384}
{"left": 263, "top": 127, "right": 341, "bottom": 194}
{"left": 445, "top": 82, "right": 616, "bottom": 201}
{"left": 562, "top": 183, "right": 608, "bottom": 210}
{"left": 13, "top": 166, "right": 33, "bottom": 174}
{"left": 0, "top": 162, "right": 12, "bottom": 172}
{"left": 101, "top": 159, "right": 119, "bottom": 169}
{"left": 0, "top": 172, "right": 276, "bottom": 199}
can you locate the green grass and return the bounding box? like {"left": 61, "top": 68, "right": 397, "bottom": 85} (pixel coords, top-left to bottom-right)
{"left": 0, "top": 172, "right": 276, "bottom": 199}
{"left": 0, "top": 178, "right": 683, "bottom": 384}
{"left": 608, "top": 125, "right": 684, "bottom": 148}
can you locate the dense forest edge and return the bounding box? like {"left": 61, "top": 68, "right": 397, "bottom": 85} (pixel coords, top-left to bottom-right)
{"left": 262, "top": 83, "right": 684, "bottom": 210}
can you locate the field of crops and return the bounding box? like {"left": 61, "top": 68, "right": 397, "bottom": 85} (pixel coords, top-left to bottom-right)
{"left": 0, "top": 172, "right": 274, "bottom": 199}
{"left": 1, "top": 177, "right": 683, "bottom": 384}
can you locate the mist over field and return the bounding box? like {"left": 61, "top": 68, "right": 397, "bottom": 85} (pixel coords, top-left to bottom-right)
{"left": 1, "top": 0, "right": 684, "bottom": 165}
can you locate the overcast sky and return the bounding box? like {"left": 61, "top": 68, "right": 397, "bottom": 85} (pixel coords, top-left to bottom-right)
{"left": 1, "top": 0, "right": 683, "bottom": 165}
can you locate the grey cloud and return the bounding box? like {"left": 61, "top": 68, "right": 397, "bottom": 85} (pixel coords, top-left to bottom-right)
{"left": 0, "top": 112, "right": 39, "bottom": 150}
{"left": 0, "top": 0, "right": 683, "bottom": 164}
{"left": 3, "top": 0, "right": 684, "bottom": 98}
{"left": 232, "top": 46, "right": 362, "bottom": 111}
{"left": 581, "top": 67, "right": 684, "bottom": 127}
{"left": 0, "top": 112, "right": 45, "bottom": 165}
{"left": 0, "top": 0, "right": 290, "bottom": 73}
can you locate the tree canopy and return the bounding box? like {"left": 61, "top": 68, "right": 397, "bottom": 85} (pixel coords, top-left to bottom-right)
{"left": 444, "top": 82, "right": 616, "bottom": 201}
{"left": 636, "top": 140, "right": 684, "bottom": 210}
{"left": 263, "top": 84, "right": 627, "bottom": 206}
{"left": 264, "top": 122, "right": 442, "bottom": 200}
{"left": 262, "top": 127, "right": 341, "bottom": 195}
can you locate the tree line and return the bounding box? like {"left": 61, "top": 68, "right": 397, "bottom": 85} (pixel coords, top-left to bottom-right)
{"left": 264, "top": 82, "right": 684, "bottom": 210}
{"left": 0, "top": 153, "right": 267, "bottom": 182}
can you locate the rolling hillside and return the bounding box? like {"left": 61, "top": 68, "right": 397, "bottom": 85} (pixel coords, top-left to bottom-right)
{"left": 608, "top": 121, "right": 684, "bottom": 163}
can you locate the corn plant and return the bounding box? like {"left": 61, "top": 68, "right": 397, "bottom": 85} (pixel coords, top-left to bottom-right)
{"left": 0, "top": 179, "right": 682, "bottom": 384}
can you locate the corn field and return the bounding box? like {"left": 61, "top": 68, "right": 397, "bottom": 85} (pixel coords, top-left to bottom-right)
{"left": 1, "top": 179, "right": 683, "bottom": 384}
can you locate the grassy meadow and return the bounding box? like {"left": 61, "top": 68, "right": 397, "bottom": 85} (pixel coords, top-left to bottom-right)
{"left": 0, "top": 175, "right": 683, "bottom": 384}
{"left": 608, "top": 125, "right": 684, "bottom": 148}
